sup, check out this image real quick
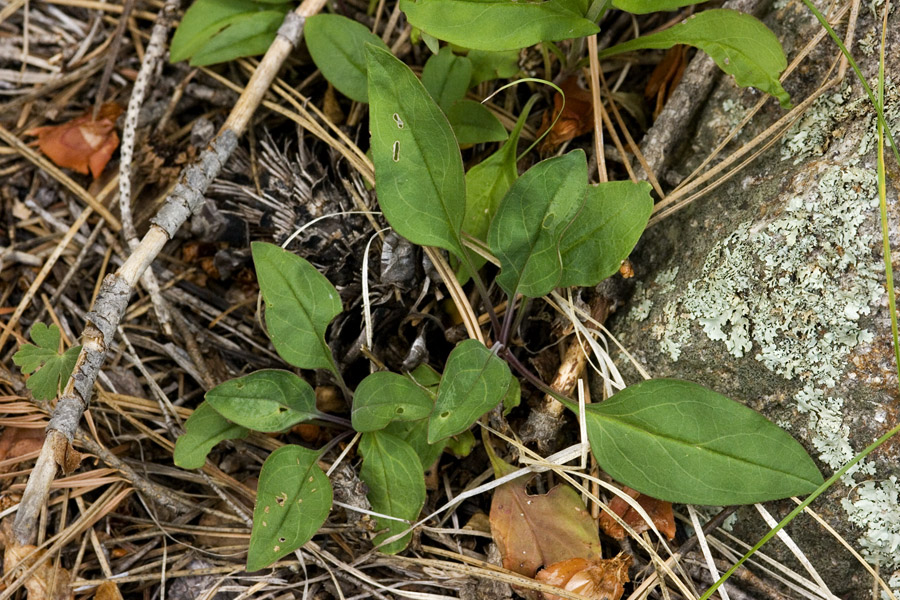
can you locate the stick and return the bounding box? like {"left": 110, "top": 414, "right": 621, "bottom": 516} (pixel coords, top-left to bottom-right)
{"left": 12, "top": 0, "right": 327, "bottom": 545}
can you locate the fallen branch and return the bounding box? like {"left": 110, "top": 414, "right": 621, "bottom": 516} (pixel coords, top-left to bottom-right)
{"left": 12, "top": 0, "right": 327, "bottom": 545}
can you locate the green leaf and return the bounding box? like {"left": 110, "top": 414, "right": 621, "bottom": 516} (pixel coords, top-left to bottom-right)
{"left": 612, "top": 0, "right": 706, "bottom": 14}
{"left": 383, "top": 418, "right": 446, "bottom": 469}
{"left": 359, "top": 431, "right": 426, "bottom": 553}
{"left": 174, "top": 401, "right": 249, "bottom": 469}
{"left": 447, "top": 100, "right": 508, "bottom": 146}
{"left": 488, "top": 150, "right": 587, "bottom": 298}
{"left": 252, "top": 242, "right": 342, "bottom": 373}
{"left": 12, "top": 323, "right": 81, "bottom": 401}
{"left": 352, "top": 372, "right": 435, "bottom": 432}
{"left": 466, "top": 49, "right": 520, "bottom": 85}
{"left": 305, "top": 14, "right": 391, "bottom": 102}
{"left": 558, "top": 180, "right": 653, "bottom": 287}
{"left": 247, "top": 445, "right": 332, "bottom": 570}
{"left": 501, "top": 375, "right": 520, "bottom": 416}
{"left": 170, "top": 0, "right": 291, "bottom": 66}
{"left": 407, "top": 363, "right": 442, "bottom": 390}
{"left": 400, "top": 0, "right": 599, "bottom": 51}
{"left": 582, "top": 379, "right": 824, "bottom": 505}
{"left": 366, "top": 43, "right": 466, "bottom": 258}
{"left": 206, "top": 369, "right": 318, "bottom": 432}
{"left": 598, "top": 9, "right": 791, "bottom": 108}
{"left": 421, "top": 46, "right": 473, "bottom": 111}
{"left": 428, "top": 340, "right": 511, "bottom": 442}
{"left": 444, "top": 429, "right": 476, "bottom": 457}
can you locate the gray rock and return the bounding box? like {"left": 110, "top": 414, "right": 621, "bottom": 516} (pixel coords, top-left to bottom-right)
{"left": 603, "top": 2, "right": 900, "bottom": 597}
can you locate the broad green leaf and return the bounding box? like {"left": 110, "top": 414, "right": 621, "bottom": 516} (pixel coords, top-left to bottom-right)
{"left": 384, "top": 418, "right": 446, "bottom": 469}
{"left": 352, "top": 372, "right": 434, "bottom": 432}
{"left": 466, "top": 49, "right": 520, "bottom": 85}
{"left": 447, "top": 100, "right": 508, "bottom": 146}
{"left": 206, "top": 369, "right": 318, "bottom": 432}
{"left": 444, "top": 429, "right": 476, "bottom": 457}
{"left": 252, "top": 242, "right": 341, "bottom": 373}
{"left": 612, "top": 0, "right": 706, "bottom": 14}
{"left": 598, "top": 9, "right": 790, "bottom": 108}
{"left": 359, "top": 432, "right": 426, "bottom": 553}
{"left": 428, "top": 340, "right": 511, "bottom": 442}
{"left": 400, "top": 0, "right": 599, "bottom": 51}
{"left": 407, "top": 363, "right": 442, "bottom": 390}
{"left": 247, "top": 445, "right": 332, "bottom": 570}
{"left": 421, "top": 46, "right": 472, "bottom": 111}
{"left": 170, "top": 0, "right": 291, "bottom": 66}
{"left": 501, "top": 375, "right": 520, "bottom": 415}
{"left": 13, "top": 323, "right": 81, "bottom": 401}
{"left": 366, "top": 44, "right": 466, "bottom": 257}
{"left": 583, "top": 379, "right": 824, "bottom": 505}
{"left": 558, "top": 180, "right": 653, "bottom": 287}
{"left": 174, "top": 401, "right": 249, "bottom": 469}
{"left": 305, "top": 14, "right": 390, "bottom": 102}
{"left": 488, "top": 150, "right": 587, "bottom": 298}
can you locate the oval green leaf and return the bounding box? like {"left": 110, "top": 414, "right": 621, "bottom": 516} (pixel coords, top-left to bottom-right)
{"left": 447, "top": 100, "right": 508, "bottom": 146}
{"left": 174, "top": 401, "right": 249, "bottom": 470}
{"left": 428, "top": 339, "right": 512, "bottom": 443}
{"left": 421, "top": 46, "right": 473, "bottom": 111}
{"left": 597, "top": 9, "right": 790, "bottom": 108}
{"left": 366, "top": 43, "right": 466, "bottom": 258}
{"left": 383, "top": 418, "right": 446, "bottom": 469}
{"left": 488, "top": 150, "right": 587, "bottom": 298}
{"left": 583, "top": 379, "right": 824, "bottom": 505}
{"left": 206, "top": 369, "right": 318, "bottom": 432}
{"left": 612, "top": 0, "right": 706, "bottom": 14}
{"left": 558, "top": 180, "right": 653, "bottom": 287}
{"left": 252, "top": 242, "right": 342, "bottom": 373}
{"left": 305, "top": 14, "right": 391, "bottom": 102}
{"left": 359, "top": 431, "right": 426, "bottom": 553}
{"left": 352, "top": 371, "right": 435, "bottom": 432}
{"left": 400, "top": 0, "right": 599, "bottom": 51}
{"left": 247, "top": 445, "right": 333, "bottom": 571}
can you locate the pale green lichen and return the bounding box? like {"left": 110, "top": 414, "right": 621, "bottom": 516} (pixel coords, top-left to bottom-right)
{"left": 842, "top": 477, "right": 900, "bottom": 566}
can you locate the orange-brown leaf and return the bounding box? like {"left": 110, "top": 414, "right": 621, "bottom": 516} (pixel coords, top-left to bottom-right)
{"left": 27, "top": 102, "right": 122, "bottom": 179}
{"left": 490, "top": 475, "right": 601, "bottom": 578}
{"left": 536, "top": 554, "right": 632, "bottom": 600}
{"left": 2, "top": 524, "right": 73, "bottom": 600}
{"left": 599, "top": 486, "right": 675, "bottom": 541}
{"left": 537, "top": 77, "right": 594, "bottom": 152}
{"left": 644, "top": 46, "right": 688, "bottom": 119}
{"left": 0, "top": 427, "right": 44, "bottom": 473}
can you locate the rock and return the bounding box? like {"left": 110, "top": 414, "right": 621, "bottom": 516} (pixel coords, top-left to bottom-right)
{"left": 603, "top": 2, "right": 900, "bottom": 597}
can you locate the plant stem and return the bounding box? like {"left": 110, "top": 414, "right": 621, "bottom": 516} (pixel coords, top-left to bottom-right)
{"left": 460, "top": 248, "right": 502, "bottom": 340}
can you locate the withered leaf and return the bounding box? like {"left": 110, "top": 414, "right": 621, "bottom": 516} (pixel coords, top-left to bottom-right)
{"left": 537, "top": 77, "right": 594, "bottom": 152}
{"left": 599, "top": 486, "right": 675, "bottom": 541}
{"left": 27, "top": 102, "right": 123, "bottom": 179}
{"left": 536, "top": 554, "right": 632, "bottom": 600}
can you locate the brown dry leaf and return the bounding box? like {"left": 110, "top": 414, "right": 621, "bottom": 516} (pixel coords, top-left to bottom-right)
{"left": 489, "top": 465, "right": 601, "bottom": 578}
{"left": 537, "top": 77, "right": 594, "bottom": 152}
{"left": 644, "top": 45, "right": 688, "bottom": 119}
{"left": 48, "top": 432, "right": 83, "bottom": 476}
{"left": 93, "top": 581, "right": 124, "bottom": 600}
{"left": 599, "top": 486, "right": 675, "bottom": 541}
{"left": 26, "top": 102, "right": 123, "bottom": 179}
{"left": 536, "top": 554, "right": 632, "bottom": 600}
{"left": 0, "top": 427, "right": 44, "bottom": 474}
{"left": 2, "top": 524, "right": 73, "bottom": 600}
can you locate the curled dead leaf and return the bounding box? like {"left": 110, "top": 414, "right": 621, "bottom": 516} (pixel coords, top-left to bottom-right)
{"left": 2, "top": 522, "right": 73, "bottom": 600}
{"left": 26, "top": 102, "right": 123, "bottom": 179}
{"left": 536, "top": 554, "right": 632, "bottom": 600}
{"left": 537, "top": 77, "right": 594, "bottom": 152}
{"left": 599, "top": 486, "right": 675, "bottom": 541}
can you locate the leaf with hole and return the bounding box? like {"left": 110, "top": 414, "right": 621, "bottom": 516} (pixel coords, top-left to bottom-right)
{"left": 446, "top": 100, "right": 508, "bottom": 146}
{"left": 558, "top": 180, "right": 653, "bottom": 287}
{"left": 359, "top": 431, "right": 426, "bottom": 553}
{"left": 488, "top": 150, "right": 587, "bottom": 298}
{"left": 597, "top": 9, "right": 790, "bottom": 108}
{"left": 367, "top": 43, "right": 466, "bottom": 257}
{"left": 247, "top": 445, "right": 332, "bottom": 570}
{"left": 581, "top": 379, "right": 824, "bottom": 505}
{"left": 170, "top": 0, "right": 291, "bottom": 66}
{"left": 305, "top": 14, "right": 391, "bottom": 102}
{"left": 612, "top": 0, "right": 707, "bottom": 14}
{"left": 252, "top": 242, "right": 341, "bottom": 373}
{"left": 13, "top": 323, "right": 81, "bottom": 401}
{"left": 421, "top": 46, "right": 472, "bottom": 111}
{"left": 400, "top": 0, "right": 599, "bottom": 51}
{"left": 206, "top": 369, "right": 318, "bottom": 432}
{"left": 174, "top": 401, "right": 249, "bottom": 470}
{"left": 428, "top": 340, "right": 512, "bottom": 443}
{"left": 352, "top": 371, "right": 434, "bottom": 432}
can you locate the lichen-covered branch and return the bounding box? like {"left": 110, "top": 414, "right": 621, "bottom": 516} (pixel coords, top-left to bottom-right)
{"left": 12, "top": 1, "right": 325, "bottom": 546}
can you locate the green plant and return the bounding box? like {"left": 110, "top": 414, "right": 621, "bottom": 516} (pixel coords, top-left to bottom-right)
{"left": 159, "top": 0, "right": 827, "bottom": 573}
{"left": 13, "top": 323, "right": 81, "bottom": 401}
